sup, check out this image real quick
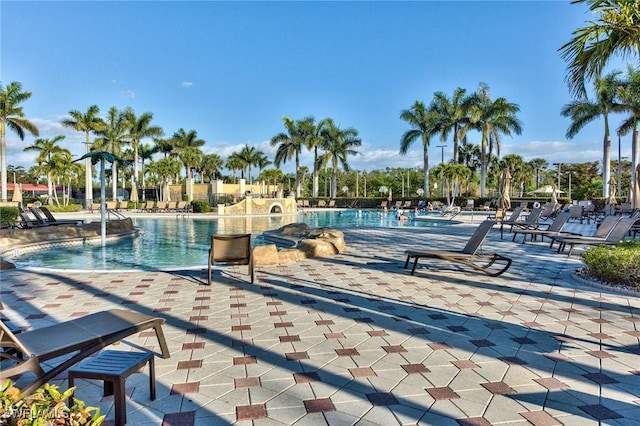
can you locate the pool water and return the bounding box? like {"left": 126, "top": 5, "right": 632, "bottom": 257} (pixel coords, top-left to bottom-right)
{"left": 11, "top": 210, "right": 455, "bottom": 270}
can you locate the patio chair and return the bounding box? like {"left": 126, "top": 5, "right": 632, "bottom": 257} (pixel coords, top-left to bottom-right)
{"left": 474, "top": 201, "right": 491, "bottom": 211}
{"left": 553, "top": 217, "right": 636, "bottom": 256}
{"left": 327, "top": 200, "right": 337, "bottom": 208}
{"left": 0, "top": 309, "right": 170, "bottom": 395}
{"left": 567, "top": 205, "right": 585, "bottom": 223}
{"left": 404, "top": 220, "right": 512, "bottom": 277}
{"left": 208, "top": 233, "right": 254, "bottom": 284}
{"left": 511, "top": 210, "right": 574, "bottom": 244}
{"left": 403, "top": 200, "right": 412, "bottom": 208}
{"left": 504, "top": 207, "right": 544, "bottom": 238}
{"left": 548, "top": 214, "right": 621, "bottom": 249}
{"left": 35, "top": 206, "right": 80, "bottom": 226}
{"left": 17, "top": 210, "right": 43, "bottom": 229}
{"left": 379, "top": 200, "right": 388, "bottom": 209}
{"left": 317, "top": 200, "right": 327, "bottom": 208}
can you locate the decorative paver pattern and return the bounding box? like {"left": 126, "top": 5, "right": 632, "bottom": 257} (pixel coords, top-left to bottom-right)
{"left": 2, "top": 218, "right": 639, "bottom": 425}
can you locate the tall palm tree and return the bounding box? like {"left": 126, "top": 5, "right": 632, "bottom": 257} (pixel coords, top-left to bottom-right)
{"left": 94, "top": 106, "right": 129, "bottom": 199}
{"left": 559, "top": 0, "right": 640, "bottom": 97}
{"left": 226, "top": 153, "right": 244, "bottom": 184}
{"left": 61, "top": 105, "right": 105, "bottom": 207}
{"left": 23, "top": 135, "right": 65, "bottom": 203}
{"left": 138, "top": 143, "right": 155, "bottom": 199}
{"left": 124, "top": 108, "right": 164, "bottom": 196}
{"left": 431, "top": 88, "right": 472, "bottom": 164}
{"left": 271, "top": 116, "right": 308, "bottom": 198}
{"left": 0, "top": 81, "right": 40, "bottom": 202}
{"left": 528, "top": 158, "right": 548, "bottom": 189}
{"left": 616, "top": 64, "right": 640, "bottom": 207}
{"left": 200, "top": 153, "right": 224, "bottom": 182}
{"left": 561, "top": 71, "right": 623, "bottom": 197}
{"left": 463, "top": 83, "right": 522, "bottom": 197}
{"left": 171, "top": 128, "right": 205, "bottom": 179}
{"left": 237, "top": 145, "right": 260, "bottom": 183}
{"left": 319, "top": 118, "right": 362, "bottom": 198}
{"left": 400, "top": 100, "right": 438, "bottom": 197}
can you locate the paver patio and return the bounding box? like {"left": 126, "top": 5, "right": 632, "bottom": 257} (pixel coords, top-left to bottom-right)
{"left": 1, "top": 217, "right": 639, "bottom": 425}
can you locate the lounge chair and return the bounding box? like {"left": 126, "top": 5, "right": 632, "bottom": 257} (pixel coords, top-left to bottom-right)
{"left": 327, "top": 200, "right": 336, "bottom": 208}
{"left": 505, "top": 207, "right": 544, "bottom": 236}
{"left": 34, "top": 206, "right": 80, "bottom": 226}
{"left": 379, "top": 201, "right": 388, "bottom": 209}
{"left": 17, "top": 210, "right": 43, "bottom": 229}
{"left": 0, "top": 309, "right": 170, "bottom": 395}
{"left": 567, "top": 205, "right": 585, "bottom": 223}
{"left": 404, "top": 220, "right": 512, "bottom": 277}
{"left": 489, "top": 206, "right": 524, "bottom": 238}
{"left": 474, "top": 201, "right": 491, "bottom": 211}
{"left": 403, "top": 200, "right": 412, "bottom": 208}
{"left": 317, "top": 200, "right": 327, "bottom": 208}
{"left": 208, "top": 233, "right": 254, "bottom": 284}
{"left": 511, "top": 210, "right": 574, "bottom": 244}
{"left": 553, "top": 217, "right": 635, "bottom": 256}
{"left": 548, "top": 214, "right": 620, "bottom": 249}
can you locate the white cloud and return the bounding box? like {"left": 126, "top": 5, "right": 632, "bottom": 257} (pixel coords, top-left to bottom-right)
{"left": 120, "top": 90, "right": 136, "bottom": 99}
{"left": 181, "top": 81, "right": 194, "bottom": 88}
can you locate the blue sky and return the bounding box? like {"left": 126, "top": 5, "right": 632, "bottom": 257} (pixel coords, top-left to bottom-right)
{"left": 2, "top": 1, "right": 633, "bottom": 176}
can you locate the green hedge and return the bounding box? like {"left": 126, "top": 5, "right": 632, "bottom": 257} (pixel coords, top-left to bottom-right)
{"left": 581, "top": 239, "right": 640, "bottom": 288}
{"left": 191, "top": 199, "right": 210, "bottom": 213}
{"left": 0, "top": 207, "right": 19, "bottom": 228}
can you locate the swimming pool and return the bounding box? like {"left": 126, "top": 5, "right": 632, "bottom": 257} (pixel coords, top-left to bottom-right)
{"left": 10, "top": 210, "right": 458, "bottom": 270}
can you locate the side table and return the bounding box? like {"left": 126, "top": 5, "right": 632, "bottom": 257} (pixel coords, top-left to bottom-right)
{"left": 68, "top": 350, "right": 155, "bottom": 426}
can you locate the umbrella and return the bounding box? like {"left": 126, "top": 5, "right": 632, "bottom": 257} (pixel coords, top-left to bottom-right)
{"left": 530, "top": 185, "right": 565, "bottom": 195}
{"left": 74, "top": 151, "right": 129, "bottom": 246}
{"left": 12, "top": 183, "right": 22, "bottom": 204}
{"left": 130, "top": 181, "right": 139, "bottom": 204}
{"left": 497, "top": 168, "right": 512, "bottom": 211}
{"left": 551, "top": 185, "right": 559, "bottom": 204}
{"left": 606, "top": 176, "right": 617, "bottom": 206}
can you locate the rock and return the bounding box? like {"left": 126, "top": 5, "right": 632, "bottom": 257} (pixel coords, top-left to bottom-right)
{"left": 251, "top": 223, "right": 345, "bottom": 267}
{"left": 0, "top": 259, "right": 16, "bottom": 270}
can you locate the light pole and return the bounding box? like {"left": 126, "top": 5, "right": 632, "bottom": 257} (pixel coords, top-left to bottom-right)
{"left": 437, "top": 145, "right": 446, "bottom": 197}
{"left": 568, "top": 171, "right": 572, "bottom": 201}
{"left": 552, "top": 162, "right": 562, "bottom": 189}
{"left": 618, "top": 132, "right": 622, "bottom": 197}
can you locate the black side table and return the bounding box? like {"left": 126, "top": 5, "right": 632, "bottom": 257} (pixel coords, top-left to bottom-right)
{"left": 68, "top": 350, "right": 155, "bottom": 426}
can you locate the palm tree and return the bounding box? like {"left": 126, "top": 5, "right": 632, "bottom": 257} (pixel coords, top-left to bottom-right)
{"left": 319, "top": 118, "right": 362, "bottom": 198}
{"left": 559, "top": 0, "right": 640, "bottom": 97}
{"left": 226, "top": 153, "right": 244, "bottom": 184}
{"left": 463, "top": 83, "right": 522, "bottom": 197}
{"left": 431, "top": 162, "right": 470, "bottom": 206}
{"left": 528, "top": 158, "right": 548, "bottom": 189}
{"left": 271, "top": 116, "right": 308, "bottom": 198}
{"left": 200, "top": 153, "right": 224, "bottom": 182}
{"left": 153, "top": 137, "right": 175, "bottom": 158}
{"left": 94, "top": 107, "right": 129, "bottom": 199}
{"left": 616, "top": 64, "right": 640, "bottom": 207}
{"left": 23, "top": 135, "right": 65, "bottom": 204}
{"left": 561, "top": 71, "right": 623, "bottom": 197}
{"left": 237, "top": 144, "right": 264, "bottom": 184}
{"left": 124, "top": 108, "right": 164, "bottom": 196}
{"left": 138, "top": 143, "right": 155, "bottom": 199}
{"left": 170, "top": 128, "right": 205, "bottom": 179}
{"left": 431, "top": 88, "right": 472, "bottom": 164}
{"left": 0, "top": 81, "right": 40, "bottom": 202}
{"left": 61, "top": 105, "right": 105, "bottom": 207}
{"left": 400, "top": 100, "right": 438, "bottom": 197}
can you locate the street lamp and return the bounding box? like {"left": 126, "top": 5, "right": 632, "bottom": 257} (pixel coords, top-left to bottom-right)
{"left": 552, "top": 162, "right": 561, "bottom": 189}
{"left": 618, "top": 132, "right": 622, "bottom": 197}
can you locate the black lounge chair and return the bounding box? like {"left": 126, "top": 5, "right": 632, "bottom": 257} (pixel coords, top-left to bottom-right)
{"left": 511, "top": 210, "right": 574, "bottom": 244}
{"left": 553, "top": 217, "right": 636, "bottom": 256}
{"left": 0, "top": 309, "right": 170, "bottom": 395}
{"left": 404, "top": 220, "right": 512, "bottom": 277}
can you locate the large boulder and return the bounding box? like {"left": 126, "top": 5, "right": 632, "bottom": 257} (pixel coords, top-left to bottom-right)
{"left": 252, "top": 224, "right": 345, "bottom": 266}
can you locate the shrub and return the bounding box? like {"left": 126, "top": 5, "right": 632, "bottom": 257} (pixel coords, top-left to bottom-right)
{"left": 190, "top": 199, "right": 210, "bottom": 213}
{"left": 46, "top": 204, "right": 83, "bottom": 213}
{"left": 581, "top": 239, "right": 640, "bottom": 288}
{"left": 0, "top": 207, "right": 19, "bottom": 228}
{"left": 0, "top": 379, "right": 105, "bottom": 425}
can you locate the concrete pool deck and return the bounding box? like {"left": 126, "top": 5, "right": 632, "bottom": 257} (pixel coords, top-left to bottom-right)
{"left": 1, "top": 215, "right": 639, "bottom": 425}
